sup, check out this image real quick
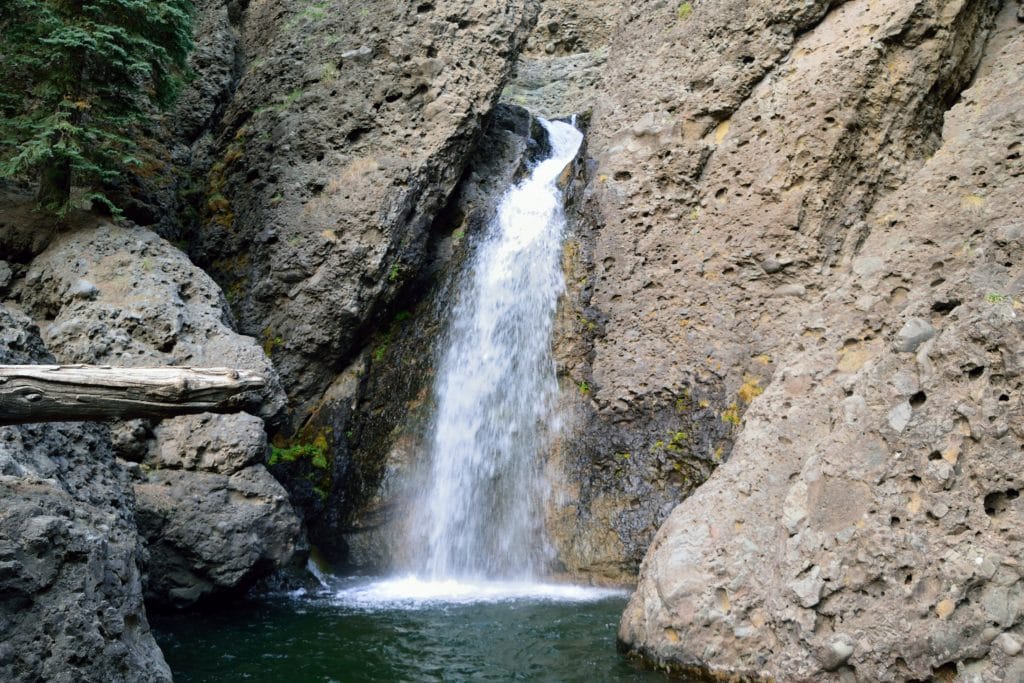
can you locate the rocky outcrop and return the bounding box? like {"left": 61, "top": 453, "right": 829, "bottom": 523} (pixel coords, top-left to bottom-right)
{"left": 610, "top": 0, "right": 1024, "bottom": 680}
{"left": 20, "top": 222, "right": 284, "bottom": 421}
{"left": 134, "top": 457, "right": 303, "bottom": 607}
{"left": 188, "top": 0, "right": 541, "bottom": 422}
{"left": 0, "top": 306, "right": 171, "bottom": 683}
{"left": 501, "top": 0, "right": 619, "bottom": 118}
{"left": 18, "top": 222, "right": 305, "bottom": 607}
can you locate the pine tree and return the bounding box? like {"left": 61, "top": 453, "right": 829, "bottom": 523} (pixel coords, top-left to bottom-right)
{"left": 0, "top": 0, "right": 193, "bottom": 214}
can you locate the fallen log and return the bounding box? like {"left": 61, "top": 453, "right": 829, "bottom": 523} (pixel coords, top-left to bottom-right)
{"left": 0, "top": 365, "right": 266, "bottom": 425}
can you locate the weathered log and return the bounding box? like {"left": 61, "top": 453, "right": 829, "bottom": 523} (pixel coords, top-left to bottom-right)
{"left": 0, "top": 365, "right": 266, "bottom": 425}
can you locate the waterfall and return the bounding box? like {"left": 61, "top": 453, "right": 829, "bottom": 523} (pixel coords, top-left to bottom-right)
{"left": 408, "top": 118, "right": 584, "bottom": 581}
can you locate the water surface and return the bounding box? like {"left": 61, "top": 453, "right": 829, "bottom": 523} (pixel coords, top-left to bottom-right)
{"left": 152, "top": 576, "right": 669, "bottom": 683}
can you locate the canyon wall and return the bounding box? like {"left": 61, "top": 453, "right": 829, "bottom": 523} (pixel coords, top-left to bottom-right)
{"left": 4, "top": 0, "right": 1023, "bottom": 679}
{"left": 598, "top": 0, "right": 1024, "bottom": 680}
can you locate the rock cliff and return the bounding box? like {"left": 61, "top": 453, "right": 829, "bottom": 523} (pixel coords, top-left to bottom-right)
{"left": 20, "top": 223, "right": 304, "bottom": 608}
{"left": 0, "top": 307, "right": 171, "bottom": 683}
{"left": 187, "top": 0, "right": 541, "bottom": 423}
{"left": 607, "top": 0, "right": 1024, "bottom": 680}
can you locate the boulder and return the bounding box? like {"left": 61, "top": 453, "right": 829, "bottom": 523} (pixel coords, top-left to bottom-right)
{"left": 134, "top": 465, "right": 303, "bottom": 607}
{"left": 20, "top": 222, "right": 305, "bottom": 607}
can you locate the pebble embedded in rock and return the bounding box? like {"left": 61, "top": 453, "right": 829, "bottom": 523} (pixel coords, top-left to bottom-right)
{"left": 895, "top": 318, "right": 935, "bottom": 353}
{"left": 996, "top": 633, "right": 1023, "bottom": 656}
{"left": 773, "top": 284, "right": 806, "bottom": 298}
{"left": 820, "top": 637, "right": 854, "bottom": 671}
{"left": 340, "top": 45, "right": 372, "bottom": 63}
{"left": 788, "top": 566, "right": 824, "bottom": 608}
{"left": 887, "top": 402, "right": 912, "bottom": 432}
{"left": 69, "top": 278, "right": 99, "bottom": 300}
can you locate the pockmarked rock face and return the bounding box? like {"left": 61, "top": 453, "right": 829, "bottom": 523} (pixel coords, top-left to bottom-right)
{"left": 21, "top": 222, "right": 285, "bottom": 422}
{"left": 190, "top": 0, "right": 541, "bottom": 420}
{"left": 0, "top": 306, "right": 172, "bottom": 683}
{"left": 20, "top": 222, "right": 305, "bottom": 607}
{"left": 614, "top": 1, "right": 1024, "bottom": 680}
{"left": 501, "top": 0, "right": 620, "bottom": 118}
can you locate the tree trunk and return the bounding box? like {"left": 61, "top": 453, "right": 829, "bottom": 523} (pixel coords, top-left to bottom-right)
{"left": 37, "top": 157, "right": 72, "bottom": 211}
{"left": 0, "top": 365, "right": 266, "bottom": 425}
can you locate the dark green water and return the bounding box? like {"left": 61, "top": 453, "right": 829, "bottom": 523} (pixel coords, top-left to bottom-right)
{"left": 151, "top": 577, "right": 669, "bottom": 683}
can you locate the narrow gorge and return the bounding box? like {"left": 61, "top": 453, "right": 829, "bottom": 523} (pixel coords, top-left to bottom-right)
{"left": 1, "top": 0, "right": 1022, "bottom": 681}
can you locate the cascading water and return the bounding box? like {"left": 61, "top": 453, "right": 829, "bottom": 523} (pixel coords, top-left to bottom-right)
{"left": 150, "top": 116, "right": 670, "bottom": 682}
{"left": 152, "top": 116, "right": 651, "bottom": 683}
{"left": 408, "top": 118, "right": 584, "bottom": 581}
{"left": 326, "top": 118, "right": 619, "bottom": 605}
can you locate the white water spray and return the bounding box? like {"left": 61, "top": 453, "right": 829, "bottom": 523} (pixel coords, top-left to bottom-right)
{"left": 407, "top": 119, "right": 584, "bottom": 581}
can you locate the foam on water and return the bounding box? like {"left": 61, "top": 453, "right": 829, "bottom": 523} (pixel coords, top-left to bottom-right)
{"left": 328, "top": 576, "right": 625, "bottom": 610}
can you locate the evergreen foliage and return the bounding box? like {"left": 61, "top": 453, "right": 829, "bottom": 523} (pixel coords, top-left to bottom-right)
{"left": 0, "top": 0, "right": 194, "bottom": 213}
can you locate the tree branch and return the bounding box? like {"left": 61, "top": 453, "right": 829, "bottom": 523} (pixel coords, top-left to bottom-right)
{"left": 0, "top": 365, "right": 267, "bottom": 425}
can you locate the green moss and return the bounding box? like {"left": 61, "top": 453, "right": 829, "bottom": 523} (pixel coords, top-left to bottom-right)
{"left": 320, "top": 62, "right": 340, "bottom": 82}
{"left": 576, "top": 313, "right": 597, "bottom": 332}
{"left": 225, "top": 277, "right": 248, "bottom": 303}
{"left": 667, "top": 430, "right": 689, "bottom": 452}
{"left": 261, "top": 327, "right": 284, "bottom": 356}
{"left": 677, "top": 2, "right": 693, "bottom": 20}
{"left": 269, "top": 431, "right": 329, "bottom": 469}
{"left": 285, "top": 1, "right": 329, "bottom": 30}
{"left": 577, "top": 380, "right": 591, "bottom": 395}
{"left": 986, "top": 292, "right": 1008, "bottom": 304}
{"left": 269, "top": 427, "right": 334, "bottom": 499}
{"left": 257, "top": 89, "right": 306, "bottom": 116}
{"left": 373, "top": 334, "right": 390, "bottom": 362}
